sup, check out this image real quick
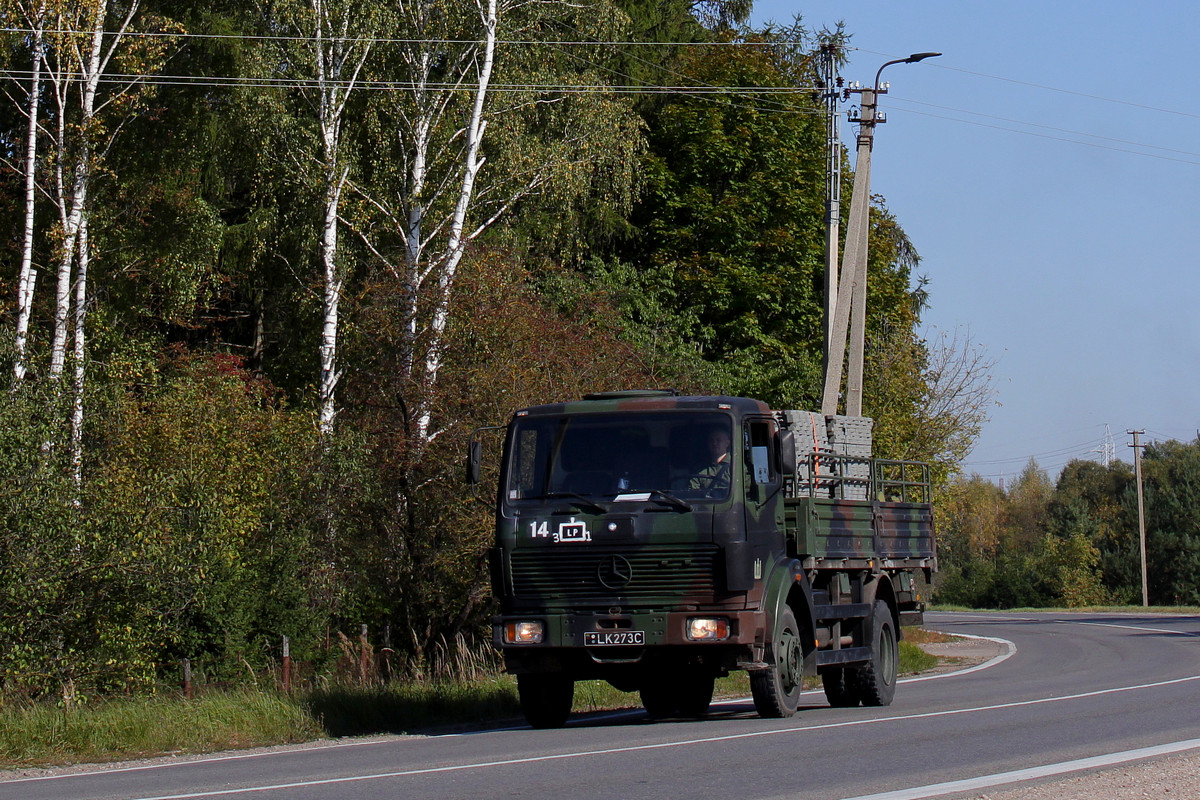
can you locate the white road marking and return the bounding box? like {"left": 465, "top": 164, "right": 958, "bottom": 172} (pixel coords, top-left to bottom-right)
{"left": 0, "top": 737, "right": 403, "bottom": 785}
{"left": 899, "top": 633, "right": 1017, "bottom": 683}
{"left": 5, "top": 632, "right": 1017, "bottom": 786}
{"left": 1069, "top": 619, "right": 1200, "bottom": 637}
{"left": 121, "top": 671, "right": 1200, "bottom": 800}
{"left": 840, "top": 737, "right": 1200, "bottom": 800}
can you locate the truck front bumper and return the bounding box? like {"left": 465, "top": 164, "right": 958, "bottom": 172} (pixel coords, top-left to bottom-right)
{"left": 493, "top": 609, "right": 766, "bottom": 675}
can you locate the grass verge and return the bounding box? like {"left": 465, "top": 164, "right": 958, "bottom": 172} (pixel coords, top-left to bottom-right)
{"left": 927, "top": 604, "right": 1200, "bottom": 614}
{"left": 0, "top": 689, "right": 321, "bottom": 768}
{"left": 0, "top": 629, "right": 949, "bottom": 769}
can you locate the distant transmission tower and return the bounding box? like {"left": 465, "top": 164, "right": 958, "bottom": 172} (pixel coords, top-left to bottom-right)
{"left": 1092, "top": 424, "right": 1115, "bottom": 466}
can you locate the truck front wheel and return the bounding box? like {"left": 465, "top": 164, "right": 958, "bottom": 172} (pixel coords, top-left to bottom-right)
{"left": 517, "top": 673, "right": 574, "bottom": 729}
{"left": 751, "top": 605, "right": 803, "bottom": 718}
{"left": 640, "top": 671, "right": 715, "bottom": 719}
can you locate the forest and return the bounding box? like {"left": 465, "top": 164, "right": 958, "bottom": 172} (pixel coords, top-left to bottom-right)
{"left": 939, "top": 444, "right": 1200, "bottom": 610}
{"left": 0, "top": 0, "right": 997, "bottom": 699}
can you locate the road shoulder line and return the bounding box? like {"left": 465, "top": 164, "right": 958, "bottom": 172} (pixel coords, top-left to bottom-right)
{"left": 841, "top": 738, "right": 1200, "bottom": 800}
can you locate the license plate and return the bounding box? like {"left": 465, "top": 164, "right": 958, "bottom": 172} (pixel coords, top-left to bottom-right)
{"left": 585, "top": 630, "right": 645, "bottom": 646}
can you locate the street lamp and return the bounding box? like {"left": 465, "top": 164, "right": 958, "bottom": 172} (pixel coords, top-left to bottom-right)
{"left": 821, "top": 52, "right": 942, "bottom": 418}
{"left": 874, "top": 52, "right": 942, "bottom": 90}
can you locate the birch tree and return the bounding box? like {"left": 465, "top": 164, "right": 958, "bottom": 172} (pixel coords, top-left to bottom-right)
{"left": 7, "top": 0, "right": 48, "bottom": 382}
{"left": 352, "top": 0, "right": 640, "bottom": 446}
{"left": 306, "top": 0, "right": 372, "bottom": 438}
{"left": 39, "top": 0, "right": 179, "bottom": 478}
{"left": 253, "top": 0, "right": 375, "bottom": 437}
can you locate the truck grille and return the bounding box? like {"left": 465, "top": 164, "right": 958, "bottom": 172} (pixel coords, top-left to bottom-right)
{"left": 509, "top": 544, "right": 719, "bottom": 607}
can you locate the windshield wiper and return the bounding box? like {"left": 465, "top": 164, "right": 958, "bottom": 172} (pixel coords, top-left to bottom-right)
{"left": 646, "top": 489, "right": 693, "bottom": 512}
{"left": 542, "top": 492, "right": 608, "bottom": 514}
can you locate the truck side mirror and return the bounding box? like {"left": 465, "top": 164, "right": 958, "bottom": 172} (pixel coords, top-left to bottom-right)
{"left": 466, "top": 439, "right": 482, "bottom": 485}
{"left": 779, "top": 429, "right": 797, "bottom": 476}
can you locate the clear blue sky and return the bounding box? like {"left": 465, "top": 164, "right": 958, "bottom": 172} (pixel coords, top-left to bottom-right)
{"left": 751, "top": 0, "right": 1200, "bottom": 481}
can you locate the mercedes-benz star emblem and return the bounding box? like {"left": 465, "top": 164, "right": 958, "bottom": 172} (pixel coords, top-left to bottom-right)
{"left": 597, "top": 554, "right": 633, "bottom": 590}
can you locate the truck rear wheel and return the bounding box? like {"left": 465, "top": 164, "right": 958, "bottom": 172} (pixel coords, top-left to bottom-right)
{"left": 854, "top": 601, "right": 898, "bottom": 707}
{"left": 518, "top": 673, "right": 574, "bottom": 729}
{"left": 821, "top": 667, "right": 860, "bottom": 707}
{"left": 751, "top": 605, "right": 803, "bottom": 718}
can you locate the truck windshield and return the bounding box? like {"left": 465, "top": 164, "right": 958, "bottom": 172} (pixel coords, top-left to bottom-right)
{"left": 505, "top": 412, "right": 733, "bottom": 504}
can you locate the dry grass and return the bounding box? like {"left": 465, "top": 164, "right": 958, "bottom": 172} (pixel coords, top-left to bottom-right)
{"left": 902, "top": 627, "right": 961, "bottom": 645}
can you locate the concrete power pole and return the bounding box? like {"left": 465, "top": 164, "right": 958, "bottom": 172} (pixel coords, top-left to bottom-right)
{"left": 820, "top": 52, "right": 940, "bottom": 417}
{"left": 820, "top": 82, "right": 874, "bottom": 416}
{"left": 819, "top": 44, "right": 842, "bottom": 376}
{"left": 1128, "top": 429, "right": 1148, "bottom": 607}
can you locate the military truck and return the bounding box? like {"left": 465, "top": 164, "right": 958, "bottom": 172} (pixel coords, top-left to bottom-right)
{"left": 467, "top": 390, "right": 936, "bottom": 728}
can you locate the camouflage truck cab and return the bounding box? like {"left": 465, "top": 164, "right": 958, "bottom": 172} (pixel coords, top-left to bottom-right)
{"left": 469, "top": 391, "right": 936, "bottom": 728}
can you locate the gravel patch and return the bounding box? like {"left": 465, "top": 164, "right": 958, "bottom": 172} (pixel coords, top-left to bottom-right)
{"left": 959, "top": 750, "right": 1200, "bottom": 799}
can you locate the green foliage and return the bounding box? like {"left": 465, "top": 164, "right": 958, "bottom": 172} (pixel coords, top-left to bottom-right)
{"left": 1137, "top": 439, "right": 1200, "bottom": 606}
{"left": 92, "top": 355, "right": 335, "bottom": 676}
{"left": 632, "top": 27, "right": 828, "bottom": 401}
{"left": 0, "top": 1, "right": 997, "bottom": 703}
{"left": 0, "top": 380, "right": 117, "bottom": 695}
{"left": 0, "top": 349, "right": 358, "bottom": 697}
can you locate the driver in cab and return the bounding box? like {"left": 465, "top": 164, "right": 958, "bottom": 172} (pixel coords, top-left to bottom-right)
{"left": 690, "top": 427, "right": 732, "bottom": 493}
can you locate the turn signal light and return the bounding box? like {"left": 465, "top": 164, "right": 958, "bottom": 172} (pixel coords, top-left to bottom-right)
{"left": 504, "top": 621, "right": 545, "bottom": 644}
{"left": 686, "top": 617, "right": 729, "bottom": 641}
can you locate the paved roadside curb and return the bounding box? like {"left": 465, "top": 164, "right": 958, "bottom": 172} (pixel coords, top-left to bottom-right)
{"left": 911, "top": 634, "right": 1011, "bottom": 677}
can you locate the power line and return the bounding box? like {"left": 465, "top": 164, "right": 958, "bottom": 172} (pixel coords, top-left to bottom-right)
{"left": 938, "top": 63, "right": 1200, "bottom": 121}
{"left": 0, "top": 27, "right": 814, "bottom": 47}
{"left": 887, "top": 104, "right": 1200, "bottom": 167}
{"left": 961, "top": 436, "right": 1115, "bottom": 467}
{"left": 849, "top": 45, "right": 1200, "bottom": 120}
{"left": 892, "top": 96, "right": 1200, "bottom": 160}
{"left": 6, "top": 32, "right": 1196, "bottom": 166}
{"left": 0, "top": 68, "right": 825, "bottom": 95}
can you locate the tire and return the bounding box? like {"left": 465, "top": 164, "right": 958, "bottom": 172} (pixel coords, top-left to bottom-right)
{"left": 518, "top": 673, "right": 574, "bottom": 729}
{"left": 640, "top": 671, "right": 715, "bottom": 719}
{"left": 675, "top": 671, "right": 715, "bottom": 717}
{"left": 639, "top": 678, "right": 677, "bottom": 719}
{"left": 751, "top": 605, "right": 803, "bottom": 718}
{"left": 854, "top": 602, "right": 898, "bottom": 707}
{"left": 821, "top": 667, "right": 860, "bottom": 708}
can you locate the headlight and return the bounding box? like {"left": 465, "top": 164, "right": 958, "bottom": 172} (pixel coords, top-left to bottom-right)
{"left": 504, "top": 621, "right": 545, "bottom": 644}
{"left": 686, "top": 617, "right": 729, "bottom": 641}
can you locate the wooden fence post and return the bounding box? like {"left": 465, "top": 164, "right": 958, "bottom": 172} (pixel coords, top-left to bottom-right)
{"left": 359, "top": 624, "right": 370, "bottom": 685}
{"left": 281, "top": 635, "right": 291, "bottom": 694}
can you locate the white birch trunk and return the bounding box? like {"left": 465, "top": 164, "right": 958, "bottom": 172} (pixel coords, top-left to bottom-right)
{"left": 309, "top": 0, "right": 370, "bottom": 438}
{"left": 70, "top": 213, "right": 89, "bottom": 492}
{"left": 413, "top": 0, "right": 497, "bottom": 443}
{"left": 401, "top": 108, "right": 430, "bottom": 383}
{"left": 13, "top": 17, "right": 45, "bottom": 382}
{"left": 48, "top": 163, "right": 86, "bottom": 381}
{"left": 317, "top": 165, "right": 345, "bottom": 437}
{"left": 48, "top": 2, "right": 111, "bottom": 381}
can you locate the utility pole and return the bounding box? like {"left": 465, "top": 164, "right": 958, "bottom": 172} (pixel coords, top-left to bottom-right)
{"left": 1128, "top": 429, "right": 1148, "bottom": 607}
{"left": 821, "top": 77, "right": 879, "bottom": 416}
{"left": 818, "top": 44, "right": 843, "bottom": 376}
{"left": 820, "top": 52, "right": 940, "bottom": 417}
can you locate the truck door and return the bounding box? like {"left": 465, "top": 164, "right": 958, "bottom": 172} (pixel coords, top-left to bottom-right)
{"left": 743, "top": 416, "right": 785, "bottom": 555}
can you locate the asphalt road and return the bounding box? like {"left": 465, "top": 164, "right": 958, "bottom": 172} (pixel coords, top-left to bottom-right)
{"left": 5, "top": 611, "right": 1200, "bottom": 800}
